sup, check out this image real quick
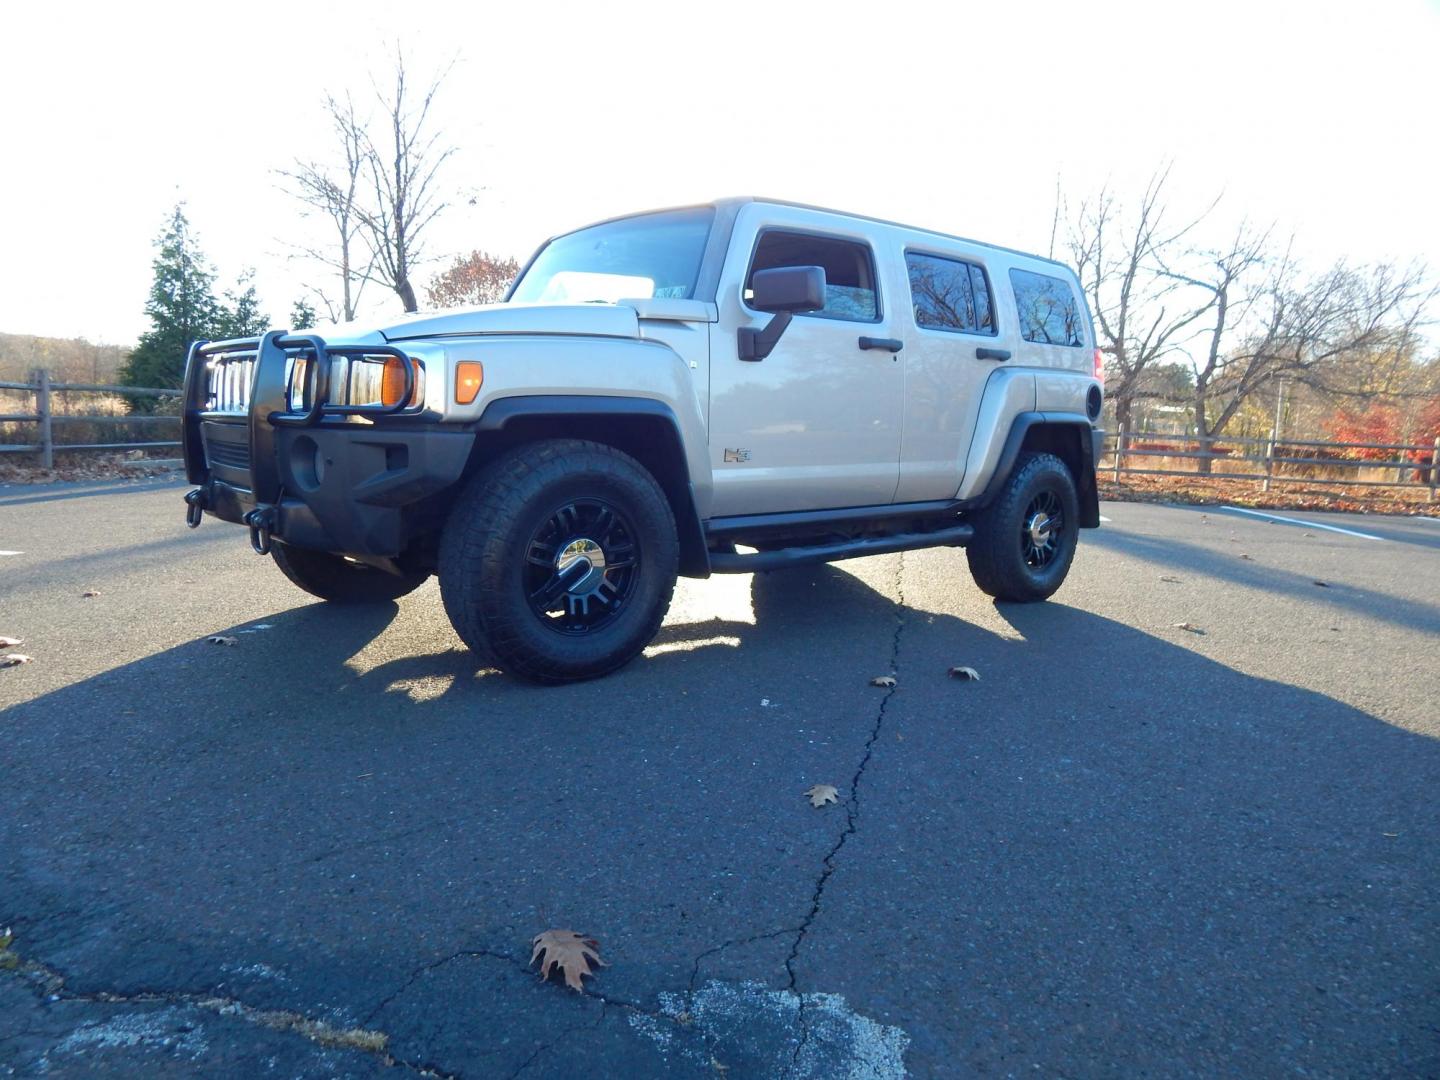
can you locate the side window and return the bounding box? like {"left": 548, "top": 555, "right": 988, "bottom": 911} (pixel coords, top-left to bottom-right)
{"left": 745, "top": 231, "right": 879, "bottom": 322}
{"left": 905, "top": 252, "right": 996, "bottom": 335}
{"left": 1009, "top": 268, "right": 1085, "bottom": 347}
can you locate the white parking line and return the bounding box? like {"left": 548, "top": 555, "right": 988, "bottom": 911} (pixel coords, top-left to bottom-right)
{"left": 0, "top": 550, "right": 23, "bottom": 556}
{"left": 1221, "top": 506, "right": 1383, "bottom": 541}
{"left": 1099, "top": 515, "right": 1112, "bottom": 523}
{"left": 1413, "top": 516, "right": 1440, "bottom": 525}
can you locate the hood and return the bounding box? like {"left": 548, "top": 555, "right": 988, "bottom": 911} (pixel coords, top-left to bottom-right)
{"left": 375, "top": 302, "right": 640, "bottom": 343}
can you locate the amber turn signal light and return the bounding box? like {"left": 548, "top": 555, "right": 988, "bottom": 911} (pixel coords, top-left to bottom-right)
{"left": 380, "top": 357, "right": 422, "bottom": 408}
{"left": 455, "top": 361, "right": 483, "bottom": 405}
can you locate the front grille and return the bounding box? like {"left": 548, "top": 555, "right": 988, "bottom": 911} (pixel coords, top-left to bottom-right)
{"left": 204, "top": 432, "right": 250, "bottom": 469}
{"left": 205, "top": 351, "right": 258, "bottom": 413}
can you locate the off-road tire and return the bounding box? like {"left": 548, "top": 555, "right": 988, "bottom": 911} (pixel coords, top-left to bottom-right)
{"left": 966, "top": 451, "right": 1080, "bottom": 602}
{"left": 271, "top": 543, "right": 430, "bottom": 603}
{"left": 438, "top": 439, "right": 679, "bottom": 684}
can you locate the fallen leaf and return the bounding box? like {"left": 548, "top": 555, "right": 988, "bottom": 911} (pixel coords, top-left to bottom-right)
{"left": 1313, "top": 580, "right": 1331, "bottom": 588}
{"left": 81, "top": 590, "right": 100, "bottom": 598}
{"left": 206, "top": 635, "right": 238, "bottom": 646}
{"left": 0, "top": 636, "right": 22, "bottom": 647}
{"left": 869, "top": 675, "right": 896, "bottom": 688}
{"left": 530, "top": 929, "right": 606, "bottom": 992}
{"left": 947, "top": 666, "right": 981, "bottom": 681}
{"left": 805, "top": 784, "right": 840, "bottom": 808}
{"left": 1158, "top": 576, "right": 1181, "bottom": 583}
{"left": 1172, "top": 622, "right": 1205, "bottom": 635}
{"left": 1, "top": 654, "right": 33, "bottom": 667}
{"left": 1239, "top": 553, "right": 1254, "bottom": 561}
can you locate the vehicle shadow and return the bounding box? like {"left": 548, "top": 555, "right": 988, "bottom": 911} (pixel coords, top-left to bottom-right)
{"left": 2, "top": 563, "right": 1437, "bottom": 1077}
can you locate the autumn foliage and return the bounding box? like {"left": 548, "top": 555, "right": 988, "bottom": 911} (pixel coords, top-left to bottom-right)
{"left": 1323, "top": 401, "right": 1440, "bottom": 462}
{"left": 426, "top": 250, "right": 521, "bottom": 309}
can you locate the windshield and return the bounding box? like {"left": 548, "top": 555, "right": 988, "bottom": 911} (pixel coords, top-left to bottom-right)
{"left": 509, "top": 207, "right": 715, "bottom": 304}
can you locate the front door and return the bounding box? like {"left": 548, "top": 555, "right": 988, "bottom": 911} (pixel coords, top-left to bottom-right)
{"left": 707, "top": 215, "right": 904, "bottom": 517}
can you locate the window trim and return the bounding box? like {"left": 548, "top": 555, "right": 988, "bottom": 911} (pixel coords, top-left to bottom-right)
{"left": 741, "top": 226, "right": 883, "bottom": 325}
{"left": 902, "top": 247, "right": 999, "bottom": 339}
{"left": 1007, "top": 266, "right": 1087, "bottom": 348}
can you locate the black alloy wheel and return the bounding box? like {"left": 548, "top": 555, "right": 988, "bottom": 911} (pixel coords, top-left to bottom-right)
{"left": 523, "top": 498, "right": 640, "bottom": 635}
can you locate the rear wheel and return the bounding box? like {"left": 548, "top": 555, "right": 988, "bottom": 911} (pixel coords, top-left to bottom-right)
{"left": 438, "top": 439, "right": 678, "bottom": 684}
{"left": 271, "top": 543, "right": 429, "bottom": 603}
{"left": 966, "top": 451, "right": 1080, "bottom": 602}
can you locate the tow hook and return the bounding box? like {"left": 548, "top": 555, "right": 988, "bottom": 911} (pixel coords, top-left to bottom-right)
{"left": 243, "top": 506, "right": 277, "bottom": 556}
{"left": 184, "top": 487, "right": 206, "bottom": 528}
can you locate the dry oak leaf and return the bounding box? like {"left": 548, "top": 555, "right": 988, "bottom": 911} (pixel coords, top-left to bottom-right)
{"left": 530, "top": 929, "right": 606, "bottom": 992}
{"left": 0, "top": 636, "right": 22, "bottom": 648}
{"left": 1, "top": 654, "right": 33, "bottom": 667}
{"left": 947, "top": 666, "right": 981, "bottom": 681}
{"left": 869, "top": 675, "right": 896, "bottom": 688}
{"left": 1159, "top": 576, "right": 1181, "bottom": 584}
{"left": 81, "top": 590, "right": 100, "bottom": 598}
{"left": 805, "top": 784, "right": 840, "bottom": 808}
{"left": 1172, "top": 622, "right": 1205, "bottom": 635}
{"left": 206, "top": 635, "right": 238, "bottom": 647}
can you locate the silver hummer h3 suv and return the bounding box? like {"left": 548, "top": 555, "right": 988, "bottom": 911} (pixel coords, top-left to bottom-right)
{"left": 181, "top": 198, "right": 1105, "bottom": 682}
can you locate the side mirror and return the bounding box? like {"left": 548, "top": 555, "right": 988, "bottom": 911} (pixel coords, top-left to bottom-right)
{"left": 750, "top": 265, "right": 826, "bottom": 313}
{"left": 739, "top": 265, "right": 826, "bottom": 361}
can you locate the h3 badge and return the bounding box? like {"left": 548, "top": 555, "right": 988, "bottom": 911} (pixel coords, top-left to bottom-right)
{"left": 723, "top": 448, "right": 752, "bottom": 463}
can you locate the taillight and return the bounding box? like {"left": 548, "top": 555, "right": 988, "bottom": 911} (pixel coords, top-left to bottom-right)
{"left": 380, "top": 357, "right": 422, "bottom": 408}
{"left": 1093, "top": 348, "right": 1105, "bottom": 385}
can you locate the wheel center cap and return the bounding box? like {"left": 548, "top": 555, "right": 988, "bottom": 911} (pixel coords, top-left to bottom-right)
{"left": 556, "top": 538, "right": 606, "bottom": 592}
{"left": 1027, "top": 512, "right": 1052, "bottom": 547}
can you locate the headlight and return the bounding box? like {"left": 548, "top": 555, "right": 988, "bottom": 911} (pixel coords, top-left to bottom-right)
{"left": 287, "top": 355, "right": 424, "bottom": 412}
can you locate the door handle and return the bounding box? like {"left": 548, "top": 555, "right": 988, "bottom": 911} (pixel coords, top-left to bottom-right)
{"left": 859, "top": 336, "right": 904, "bottom": 353}
{"left": 975, "top": 347, "right": 1011, "bottom": 362}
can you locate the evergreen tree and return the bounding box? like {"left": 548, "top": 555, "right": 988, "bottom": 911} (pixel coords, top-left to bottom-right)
{"left": 290, "top": 298, "right": 319, "bottom": 330}
{"left": 217, "top": 269, "right": 270, "bottom": 339}
{"left": 121, "top": 205, "right": 224, "bottom": 392}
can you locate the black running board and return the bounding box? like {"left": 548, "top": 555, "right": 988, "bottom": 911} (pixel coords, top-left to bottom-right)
{"left": 708, "top": 523, "right": 974, "bottom": 574}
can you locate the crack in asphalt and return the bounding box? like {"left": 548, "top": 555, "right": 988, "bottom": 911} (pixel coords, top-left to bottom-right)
{"left": 783, "top": 552, "right": 907, "bottom": 1063}
{"left": 0, "top": 947, "right": 457, "bottom": 1078}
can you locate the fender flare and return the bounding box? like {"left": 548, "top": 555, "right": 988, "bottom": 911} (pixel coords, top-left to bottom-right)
{"left": 973, "top": 411, "right": 1102, "bottom": 528}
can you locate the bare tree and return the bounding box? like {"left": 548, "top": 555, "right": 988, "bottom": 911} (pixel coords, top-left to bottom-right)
{"left": 1166, "top": 231, "right": 1432, "bottom": 469}
{"left": 356, "top": 50, "right": 457, "bottom": 313}
{"left": 1066, "top": 169, "right": 1218, "bottom": 432}
{"left": 279, "top": 94, "right": 371, "bottom": 323}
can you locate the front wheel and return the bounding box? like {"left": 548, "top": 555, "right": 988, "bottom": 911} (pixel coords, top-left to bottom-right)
{"left": 438, "top": 440, "right": 679, "bottom": 684}
{"left": 966, "top": 451, "right": 1080, "bottom": 602}
{"left": 271, "top": 543, "right": 430, "bottom": 603}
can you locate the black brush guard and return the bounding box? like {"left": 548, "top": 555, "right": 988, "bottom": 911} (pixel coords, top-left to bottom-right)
{"left": 181, "top": 331, "right": 422, "bottom": 554}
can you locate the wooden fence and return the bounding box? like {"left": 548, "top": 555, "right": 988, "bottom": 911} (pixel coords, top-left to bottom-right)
{"left": 0, "top": 370, "right": 181, "bottom": 469}
{"left": 1105, "top": 426, "right": 1440, "bottom": 503}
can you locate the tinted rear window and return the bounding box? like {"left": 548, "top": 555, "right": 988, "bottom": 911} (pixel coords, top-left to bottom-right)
{"left": 1009, "top": 268, "right": 1085, "bottom": 347}
{"left": 906, "top": 252, "right": 995, "bottom": 335}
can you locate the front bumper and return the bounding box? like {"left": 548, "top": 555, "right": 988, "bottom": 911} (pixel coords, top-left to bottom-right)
{"left": 195, "top": 422, "right": 474, "bottom": 555}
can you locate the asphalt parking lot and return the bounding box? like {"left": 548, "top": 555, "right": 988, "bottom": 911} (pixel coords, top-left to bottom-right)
{"left": 2, "top": 478, "right": 1438, "bottom": 1078}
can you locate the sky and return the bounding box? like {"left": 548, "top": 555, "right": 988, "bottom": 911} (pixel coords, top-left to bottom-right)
{"left": 3, "top": 0, "right": 1437, "bottom": 346}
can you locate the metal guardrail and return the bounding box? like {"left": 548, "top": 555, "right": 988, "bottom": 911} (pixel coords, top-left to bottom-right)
{"left": 0, "top": 370, "right": 181, "bottom": 468}
{"left": 1104, "top": 426, "right": 1440, "bottom": 503}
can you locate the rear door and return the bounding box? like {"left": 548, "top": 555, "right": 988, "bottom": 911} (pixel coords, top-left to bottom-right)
{"left": 895, "top": 248, "right": 1015, "bottom": 501}
{"left": 707, "top": 208, "right": 904, "bottom": 517}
